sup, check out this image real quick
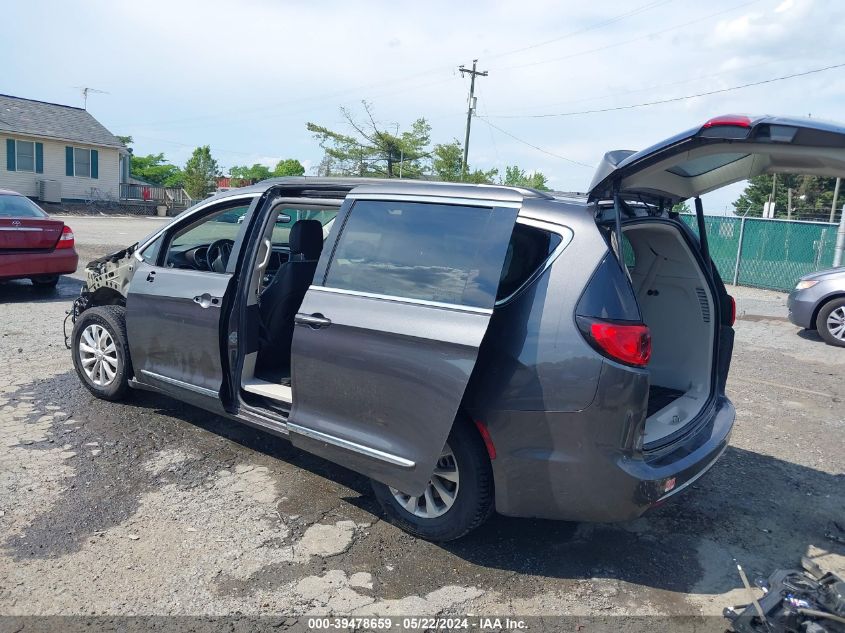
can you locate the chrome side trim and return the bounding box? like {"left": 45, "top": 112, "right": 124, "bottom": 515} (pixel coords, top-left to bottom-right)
{"left": 287, "top": 422, "right": 416, "bottom": 469}
{"left": 139, "top": 369, "right": 218, "bottom": 398}
{"left": 494, "top": 217, "right": 574, "bottom": 306}
{"left": 347, "top": 192, "right": 522, "bottom": 208}
{"left": 307, "top": 285, "right": 493, "bottom": 315}
{"left": 0, "top": 227, "right": 43, "bottom": 232}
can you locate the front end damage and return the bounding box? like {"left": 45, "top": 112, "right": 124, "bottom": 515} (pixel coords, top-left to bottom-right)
{"left": 64, "top": 244, "right": 140, "bottom": 346}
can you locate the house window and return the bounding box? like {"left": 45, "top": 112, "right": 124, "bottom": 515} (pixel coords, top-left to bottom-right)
{"left": 74, "top": 148, "right": 91, "bottom": 178}
{"left": 16, "top": 141, "right": 35, "bottom": 172}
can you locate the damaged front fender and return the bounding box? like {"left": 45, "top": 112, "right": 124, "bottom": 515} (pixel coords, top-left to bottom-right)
{"left": 71, "top": 243, "right": 140, "bottom": 321}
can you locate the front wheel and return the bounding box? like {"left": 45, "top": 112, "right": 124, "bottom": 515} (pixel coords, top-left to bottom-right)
{"left": 816, "top": 297, "right": 845, "bottom": 347}
{"left": 71, "top": 306, "right": 132, "bottom": 401}
{"left": 370, "top": 420, "right": 494, "bottom": 541}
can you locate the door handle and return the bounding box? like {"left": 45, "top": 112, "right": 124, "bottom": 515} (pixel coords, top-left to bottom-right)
{"left": 193, "top": 293, "right": 221, "bottom": 308}
{"left": 146, "top": 270, "right": 156, "bottom": 282}
{"left": 294, "top": 312, "right": 332, "bottom": 329}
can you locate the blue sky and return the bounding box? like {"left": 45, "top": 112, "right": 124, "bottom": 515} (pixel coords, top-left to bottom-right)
{"left": 3, "top": 0, "right": 844, "bottom": 213}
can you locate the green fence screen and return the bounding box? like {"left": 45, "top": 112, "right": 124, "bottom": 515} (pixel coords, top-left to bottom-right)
{"left": 680, "top": 214, "right": 838, "bottom": 291}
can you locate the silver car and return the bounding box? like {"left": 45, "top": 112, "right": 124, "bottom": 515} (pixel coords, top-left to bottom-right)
{"left": 788, "top": 267, "right": 845, "bottom": 346}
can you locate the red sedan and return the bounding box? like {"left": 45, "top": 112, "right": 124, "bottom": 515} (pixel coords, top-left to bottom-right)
{"left": 0, "top": 188, "right": 78, "bottom": 288}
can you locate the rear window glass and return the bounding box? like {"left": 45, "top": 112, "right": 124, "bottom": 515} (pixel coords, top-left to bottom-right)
{"left": 496, "top": 223, "right": 561, "bottom": 301}
{"left": 576, "top": 253, "right": 641, "bottom": 321}
{"left": 0, "top": 194, "right": 47, "bottom": 218}
{"left": 325, "top": 200, "right": 509, "bottom": 308}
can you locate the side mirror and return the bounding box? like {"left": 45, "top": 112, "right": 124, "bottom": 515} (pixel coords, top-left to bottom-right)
{"left": 276, "top": 214, "right": 291, "bottom": 224}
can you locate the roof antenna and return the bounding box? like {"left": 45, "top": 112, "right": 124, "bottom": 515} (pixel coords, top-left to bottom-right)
{"left": 73, "top": 86, "right": 109, "bottom": 109}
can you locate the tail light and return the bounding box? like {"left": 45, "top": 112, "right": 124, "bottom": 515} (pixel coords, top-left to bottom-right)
{"left": 727, "top": 294, "right": 736, "bottom": 326}
{"left": 580, "top": 318, "right": 651, "bottom": 367}
{"left": 56, "top": 225, "right": 75, "bottom": 249}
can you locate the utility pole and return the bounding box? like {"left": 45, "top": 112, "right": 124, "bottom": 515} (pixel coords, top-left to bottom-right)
{"left": 830, "top": 178, "right": 841, "bottom": 223}
{"left": 459, "top": 60, "right": 488, "bottom": 179}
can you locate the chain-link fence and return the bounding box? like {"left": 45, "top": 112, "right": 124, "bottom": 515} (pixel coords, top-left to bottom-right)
{"left": 679, "top": 214, "right": 839, "bottom": 291}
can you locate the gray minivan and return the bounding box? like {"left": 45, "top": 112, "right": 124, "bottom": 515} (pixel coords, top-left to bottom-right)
{"left": 69, "top": 115, "right": 845, "bottom": 540}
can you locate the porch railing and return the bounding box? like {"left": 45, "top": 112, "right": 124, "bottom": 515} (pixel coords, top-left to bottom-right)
{"left": 119, "top": 183, "right": 195, "bottom": 208}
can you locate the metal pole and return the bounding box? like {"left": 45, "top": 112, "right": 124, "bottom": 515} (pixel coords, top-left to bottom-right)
{"left": 732, "top": 217, "right": 746, "bottom": 285}
{"left": 459, "top": 60, "right": 488, "bottom": 179}
{"left": 834, "top": 203, "right": 845, "bottom": 268}
{"left": 787, "top": 187, "right": 793, "bottom": 221}
{"left": 399, "top": 149, "right": 403, "bottom": 179}
{"left": 831, "top": 178, "right": 841, "bottom": 223}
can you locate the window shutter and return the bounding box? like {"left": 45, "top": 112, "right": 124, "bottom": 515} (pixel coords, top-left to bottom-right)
{"left": 90, "top": 149, "right": 99, "bottom": 179}
{"left": 6, "top": 139, "right": 15, "bottom": 171}
{"left": 35, "top": 143, "right": 44, "bottom": 173}
{"left": 66, "top": 146, "right": 74, "bottom": 176}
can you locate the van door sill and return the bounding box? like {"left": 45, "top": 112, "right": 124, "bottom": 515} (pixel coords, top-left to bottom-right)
{"left": 242, "top": 377, "right": 292, "bottom": 403}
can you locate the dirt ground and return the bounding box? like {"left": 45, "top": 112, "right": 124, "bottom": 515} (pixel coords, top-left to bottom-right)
{"left": 0, "top": 216, "right": 842, "bottom": 629}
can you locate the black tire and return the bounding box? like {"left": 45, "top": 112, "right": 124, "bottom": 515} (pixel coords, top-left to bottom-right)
{"left": 30, "top": 275, "right": 59, "bottom": 289}
{"left": 815, "top": 297, "right": 845, "bottom": 347}
{"left": 371, "top": 419, "right": 494, "bottom": 542}
{"left": 71, "top": 306, "right": 132, "bottom": 401}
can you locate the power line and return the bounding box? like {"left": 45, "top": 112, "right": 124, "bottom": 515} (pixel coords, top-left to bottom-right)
{"left": 482, "top": 62, "right": 845, "bottom": 119}
{"left": 492, "top": 54, "right": 796, "bottom": 114}
{"left": 478, "top": 118, "right": 594, "bottom": 168}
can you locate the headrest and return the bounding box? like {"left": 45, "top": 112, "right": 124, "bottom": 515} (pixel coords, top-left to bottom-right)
{"left": 289, "top": 219, "right": 323, "bottom": 260}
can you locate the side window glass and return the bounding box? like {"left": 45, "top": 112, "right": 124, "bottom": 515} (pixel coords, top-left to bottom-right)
{"left": 270, "top": 208, "right": 338, "bottom": 245}
{"left": 163, "top": 203, "right": 250, "bottom": 272}
{"left": 496, "top": 223, "right": 562, "bottom": 301}
{"left": 139, "top": 235, "right": 163, "bottom": 265}
{"left": 325, "top": 200, "right": 507, "bottom": 308}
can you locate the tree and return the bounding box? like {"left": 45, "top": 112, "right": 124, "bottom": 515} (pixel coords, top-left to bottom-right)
{"left": 431, "top": 140, "right": 497, "bottom": 183}
{"left": 733, "top": 174, "right": 838, "bottom": 217}
{"left": 503, "top": 165, "right": 550, "bottom": 191}
{"left": 116, "top": 135, "right": 133, "bottom": 146}
{"left": 229, "top": 163, "right": 272, "bottom": 187}
{"left": 307, "top": 101, "right": 431, "bottom": 178}
{"left": 672, "top": 201, "right": 691, "bottom": 214}
{"left": 130, "top": 153, "right": 184, "bottom": 187}
{"left": 273, "top": 158, "right": 305, "bottom": 177}
{"left": 183, "top": 146, "right": 219, "bottom": 199}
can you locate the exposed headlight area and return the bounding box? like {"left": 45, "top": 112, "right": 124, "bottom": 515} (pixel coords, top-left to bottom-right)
{"left": 795, "top": 280, "right": 819, "bottom": 290}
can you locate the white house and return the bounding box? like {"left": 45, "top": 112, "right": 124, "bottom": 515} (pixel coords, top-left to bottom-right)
{"left": 0, "top": 94, "right": 128, "bottom": 202}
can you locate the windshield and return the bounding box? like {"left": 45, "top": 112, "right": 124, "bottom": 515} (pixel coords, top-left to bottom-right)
{"left": 271, "top": 208, "right": 337, "bottom": 245}
{"left": 0, "top": 194, "right": 48, "bottom": 218}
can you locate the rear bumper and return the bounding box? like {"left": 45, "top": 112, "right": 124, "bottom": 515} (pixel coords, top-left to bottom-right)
{"left": 0, "top": 249, "right": 79, "bottom": 281}
{"left": 483, "top": 365, "right": 734, "bottom": 522}
{"left": 786, "top": 290, "right": 816, "bottom": 329}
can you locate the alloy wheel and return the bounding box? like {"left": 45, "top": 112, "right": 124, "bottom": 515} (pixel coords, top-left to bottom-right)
{"left": 390, "top": 445, "right": 460, "bottom": 519}
{"left": 78, "top": 324, "right": 119, "bottom": 387}
{"left": 827, "top": 307, "right": 845, "bottom": 341}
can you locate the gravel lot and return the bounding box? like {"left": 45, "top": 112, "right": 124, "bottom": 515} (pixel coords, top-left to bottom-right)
{"left": 1, "top": 216, "right": 843, "bottom": 627}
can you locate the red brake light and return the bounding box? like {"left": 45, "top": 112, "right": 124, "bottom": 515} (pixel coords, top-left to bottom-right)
{"left": 589, "top": 321, "right": 651, "bottom": 367}
{"left": 56, "top": 225, "right": 75, "bottom": 249}
{"left": 702, "top": 115, "right": 752, "bottom": 129}
{"left": 728, "top": 294, "right": 736, "bottom": 326}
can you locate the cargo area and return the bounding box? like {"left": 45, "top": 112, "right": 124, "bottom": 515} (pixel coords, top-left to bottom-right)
{"left": 623, "top": 221, "right": 715, "bottom": 446}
